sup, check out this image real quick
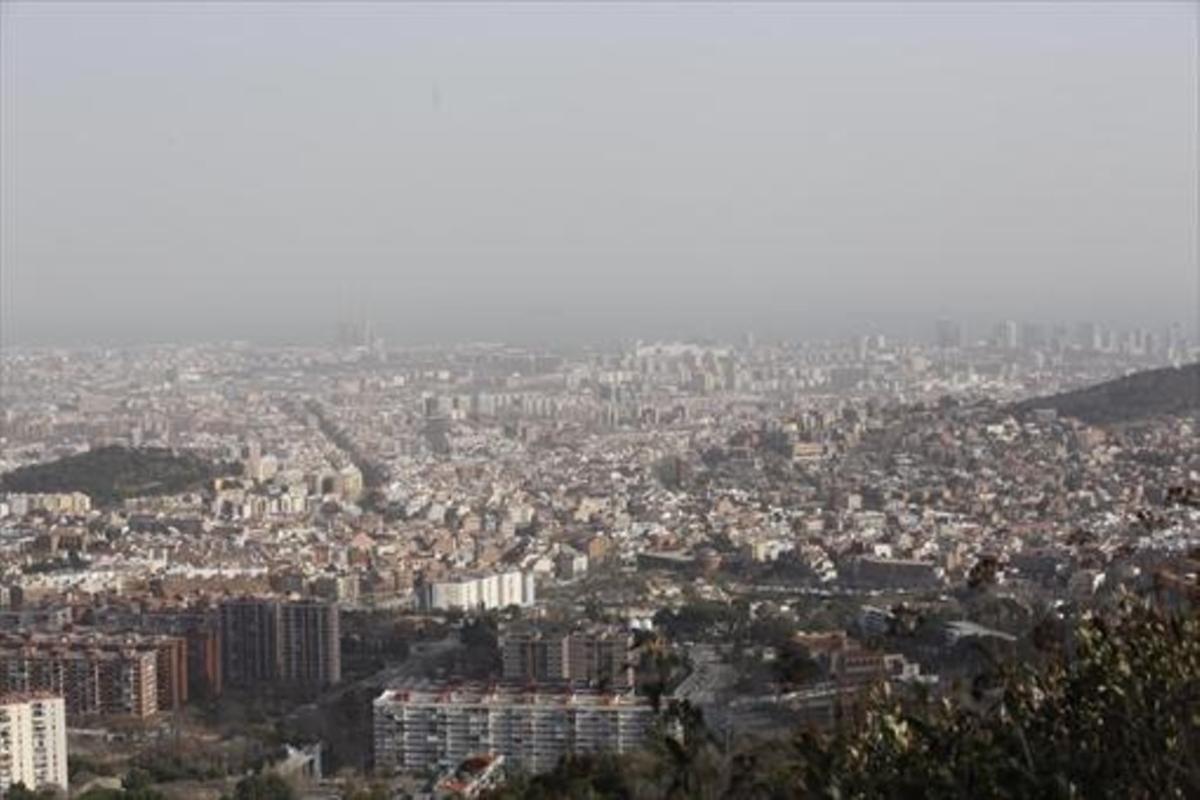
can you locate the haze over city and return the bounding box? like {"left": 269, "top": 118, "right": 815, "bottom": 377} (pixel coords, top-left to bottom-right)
{"left": 1, "top": 4, "right": 1199, "bottom": 799}
{"left": 2, "top": 1, "right": 1196, "bottom": 346}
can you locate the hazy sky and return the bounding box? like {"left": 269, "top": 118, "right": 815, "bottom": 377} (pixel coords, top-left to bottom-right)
{"left": 1, "top": 2, "right": 1196, "bottom": 346}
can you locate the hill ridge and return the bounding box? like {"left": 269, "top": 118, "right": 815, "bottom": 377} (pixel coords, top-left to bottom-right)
{"left": 0, "top": 444, "right": 240, "bottom": 505}
{"left": 1013, "top": 362, "right": 1200, "bottom": 425}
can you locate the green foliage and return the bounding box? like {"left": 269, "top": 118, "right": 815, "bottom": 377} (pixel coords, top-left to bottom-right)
{"left": 773, "top": 640, "right": 820, "bottom": 686}
{"left": 75, "top": 778, "right": 166, "bottom": 800}
{"left": 232, "top": 773, "right": 296, "bottom": 800}
{"left": 654, "top": 602, "right": 737, "bottom": 641}
{"left": 484, "top": 602, "right": 1200, "bottom": 799}
{"left": 742, "top": 614, "right": 796, "bottom": 649}
{"left": 632, "top": 633, "right": 685, "bottom": 713}
{"left": 0, "top": 445, "right": 238, "bottom": 505}
{"left": 1013, "top": 361, "right": 1200, "bottom": 424}
{"left": 461, "top": 615, "right": 499, "bottom": 649}
{"left": 457, "top": 615, "right": 502, "bottom": 679}
{"left": 781, "top": 603, "right": 1200, "bottom": 799}
{"left": 486, "top": 753, "right": 638, "bottom": 800}
{"left": 340, "top": 783, "right": 390, "bottom": 800}
{"left": 129, "top": 752, "right": 226, "bottom": 783}
{"left": 77, "top": 767, "right": 168, "bottom": 800}
{"left": 2, "top": 784, "right": 57, "bottom": 800}
{"left": 121, "top": 769, "right": 154, "bottom": 793}
{"left": 120, "top": 789, "right": 167, "bottom": 800}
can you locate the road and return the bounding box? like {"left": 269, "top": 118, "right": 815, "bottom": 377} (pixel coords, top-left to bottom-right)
{"left": 674, "top": 644, "right": 738, "bottom": 706}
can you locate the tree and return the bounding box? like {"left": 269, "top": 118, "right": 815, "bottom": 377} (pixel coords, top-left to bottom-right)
{"left": 458, "top": 614, "right": 502, "bottom": 679}
{"left": 341, "top": 782, "right": 390, "bottom": 800}
{"left": 654, "top": 700, "right": 724, "bottom": 799}
{"left": 3, "top": 785, "right": 55, "bottom": 800}
{"left": 75, "top": 786, "right": 164, "bottom": 800}
{"left": 232, "top": 774, "right": 295, "bottom": 800}
{"left": 966, "top": 554, "right": 1000, "bottom": 591}
{"left": 774, "top": 640, "right": 820, "bottom": 686}
{"left": 632, "top": 632, "right": 682, "bottom": 713}
{"left": 104, "top": 768, "right": 167, "bottom": 800}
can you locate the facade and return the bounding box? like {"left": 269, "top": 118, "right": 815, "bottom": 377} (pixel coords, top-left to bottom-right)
{"left": 278, "top": 601, "right": 341, "bottom": 686}
{"left": 0, "top": 641, "right": 158, "bottom": 719}
{"left": 0, "top": 694, "right": 68, "bottom": 794}
{"left": 148, "top": 636, "right": 189, "bottom": 711}
{"left": 554, "top": 548, "right": 589, "bottom": 580}
{"left": 500, "top": 626, "right": 633, "bottom": 688}
{"left": 501, "top": 631, "right": 563, "bottom": 685}
{"left": 219, "top": 598, "right": 279, "bottom": 687}
{"left": 219, "top": 598, "right": 341, "bottom": 689}
{"left": 93, "top": 608, "right": 224, "bottom": 700}
{"left": 416, "top": 570, "right": 536, "bottom": 612}
{"left": 934, "top": 318, "right": 967, "bottom": 349}
{"left": 184, "top": 626, "right": 223, "bottom": 699}
{"left": 794, "top": 631, "right": 921, "bottom": 691}
{"left": 373, "top": 684, "right": 654, "bottom": 775}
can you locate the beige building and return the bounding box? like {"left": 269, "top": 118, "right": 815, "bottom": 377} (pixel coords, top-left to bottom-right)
{"left": 0, "top": 645, "right": 158, "bottom": 719}
{"left": 500, "top": 626, "right": 634, "bottom": 689}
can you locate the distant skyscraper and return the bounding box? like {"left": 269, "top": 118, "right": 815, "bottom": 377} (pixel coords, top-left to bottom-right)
{"left": 993, "top": 320, "right": 1019, "bottom": 350}
{"left": 1075, "top": 321, "right": 1103, "bottom": 352}
{"left": 1020, "top": 322, "right": 1048, "bottom": 349}
{"left": 935, "top": 318, "right": 966, "bottom": 349}
{"left": 334, "top": 315, "right": 373, "bottom": 349}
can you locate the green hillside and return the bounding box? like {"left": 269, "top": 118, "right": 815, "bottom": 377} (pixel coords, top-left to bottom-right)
{"left": 0, "top": 445, "right": 239, "bottom": 505}
{"left": 1014, "top": 362, "right": 1200, "bottom": 424}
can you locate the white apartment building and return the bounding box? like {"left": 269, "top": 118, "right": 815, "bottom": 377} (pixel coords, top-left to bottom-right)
{"left": 373, "top": 684, "right": 654, "bottom": 775}
{"left": 416, "top": 570, "right": 536, "bottom": 612}
{"left": 0, "top": 694, "right": 68, "bottom": 794}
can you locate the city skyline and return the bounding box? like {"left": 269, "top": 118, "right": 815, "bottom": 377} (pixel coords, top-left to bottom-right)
{"left": 0, "top": 4, "right": 1197, "bottom": 795}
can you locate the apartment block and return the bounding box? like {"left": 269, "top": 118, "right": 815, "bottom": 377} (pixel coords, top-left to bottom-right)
{"left": 500, "top": 626, "right": 634, "bottom": 688}
{"left": 219, "top": 598, "right": 279, "bottom": 687}
{"left": 373, "top": 684, "right": 654, "bottom": 775}
{"left": 0, "top": 631, "right": 185, "bottom": 714}
{"left": 220, "top": 598, "right": 340, "bottom": 689}
{"left": 184, "top": 626, "right": 223, "bottom": 699}
{"left": 279, "top": 601, "right": 341, "bottom": 686}
{"left": 416, "top": 570, "right": 536, "bottom": 612}
{"left": 0, "top": 641, "right": 158, "bottom": 719}
{"left": 0, "top": 694, "right": 68, "bottom": 794}
{"left": 92, "top": 607, "right": 224, "bottom": 699}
